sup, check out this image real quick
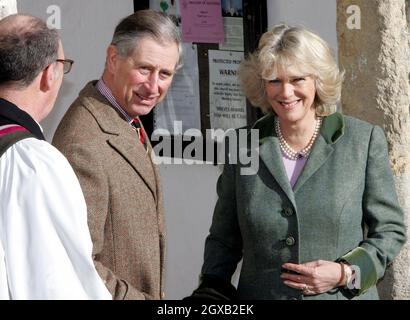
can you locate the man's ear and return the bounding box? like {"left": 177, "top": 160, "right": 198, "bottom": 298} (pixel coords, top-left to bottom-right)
{"left": 106, "top": 45, "right": 119, "bottom": 74}
{"left": 39, "top": 63, "right": 55, "bottom": 92}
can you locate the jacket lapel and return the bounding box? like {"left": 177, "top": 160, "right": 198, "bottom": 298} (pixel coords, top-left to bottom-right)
{"left": 292, "top": 135, "right": 334, "bottom": 192}
{"left": 292, "top": 112, "right": 344, "bottom": 192}
{"left": 259, "top": 137, "right": 296, "bottom": 207}
{"left": 255, "top": 112, "right": 345, "bottom": 203}
{"left": 255, "top": 113, "right": 296, "bottom": 207}
{"left": 80, "top": 82, "right": 157, "bottom": 199}
{"left": 108, "top": 135, "right": 157, "bottom": 200}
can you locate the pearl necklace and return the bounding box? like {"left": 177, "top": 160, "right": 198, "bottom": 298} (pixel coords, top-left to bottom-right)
{"left": 275, "top": 117, "right": 322, "bottom": 160}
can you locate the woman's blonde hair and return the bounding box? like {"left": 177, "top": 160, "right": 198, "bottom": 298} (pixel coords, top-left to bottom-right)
{"left": 238, "top": 24, "right": 344, "bottom": 115}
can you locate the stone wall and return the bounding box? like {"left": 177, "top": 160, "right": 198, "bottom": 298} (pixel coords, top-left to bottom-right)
{"left": 337, "top": 0, "right": 410, "bottom": 299}
{"left": 407, "top": 0, "right": 410, "bottom": 48}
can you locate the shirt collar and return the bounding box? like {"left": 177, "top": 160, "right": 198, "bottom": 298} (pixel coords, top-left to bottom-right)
{"left": 0, "top": 98, "right": 46, "bottom": 140}
{"left": 34, "top": 119, "right": 44, "bottom": 132}
{"left": 95, "top": 78, "right": 134, "bottom": 124}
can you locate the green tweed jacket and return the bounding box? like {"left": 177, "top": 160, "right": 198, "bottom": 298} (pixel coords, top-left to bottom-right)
{"left": 201, "top": 112, "right": 406, "bottom": 300}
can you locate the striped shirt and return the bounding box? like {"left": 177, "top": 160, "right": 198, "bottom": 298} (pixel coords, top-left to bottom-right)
{"left": 96, "top": 79, "right": 134, "bottom": 125}
{"left": 96, "top": 79, "right": 146, "bottom": 148}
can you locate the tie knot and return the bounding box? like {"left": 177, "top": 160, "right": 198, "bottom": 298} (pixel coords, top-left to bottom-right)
{"left": 132, "top": 118, "right": 145, "bottom": 147}
{"left": 132, "top": 118, "right": 141, "bottom": 128}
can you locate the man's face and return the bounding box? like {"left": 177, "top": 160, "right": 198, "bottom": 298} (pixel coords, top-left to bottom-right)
{"left": 107, "top": 37, "right": 179, "bottom": 117}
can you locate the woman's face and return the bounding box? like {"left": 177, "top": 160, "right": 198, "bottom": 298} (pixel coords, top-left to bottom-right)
{"left": 264, "top": 69, "right": 317, "bottom": 125}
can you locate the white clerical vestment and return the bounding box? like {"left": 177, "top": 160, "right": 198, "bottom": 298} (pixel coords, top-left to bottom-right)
{"left": 0, "top": 137, "right": 112, "bottom": 300}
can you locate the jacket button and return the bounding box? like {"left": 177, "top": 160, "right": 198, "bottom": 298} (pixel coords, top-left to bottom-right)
{"left": 283, "top": 207, "right": 294, "bottom": 217}
{"left": 285, "top": 236, "right": 296, "bottom": 246}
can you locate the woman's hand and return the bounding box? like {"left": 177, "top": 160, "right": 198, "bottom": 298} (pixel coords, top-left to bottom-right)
{"left": 280, "top": 260, "right": 344, "bottom": 295}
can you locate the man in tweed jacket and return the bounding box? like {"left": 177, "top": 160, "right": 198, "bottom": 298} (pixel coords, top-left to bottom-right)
{"left": 53, "top": 10, "right": 182, "bottom": 299}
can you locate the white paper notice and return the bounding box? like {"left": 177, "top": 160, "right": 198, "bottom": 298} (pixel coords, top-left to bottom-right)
{"left": 219, "top": 17, "right": 244, "bottom": 52}
{"left": 209, "top": 50, "right": 246, "bottom": 130}
{"left": 154, "top": 43, "right": 201, "bottom": 135}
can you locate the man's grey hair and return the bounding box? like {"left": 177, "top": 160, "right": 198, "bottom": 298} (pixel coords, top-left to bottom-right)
{"left": 0, "top": 14, "right": 59, "bottom": 88}
{"left": 111, "top": 10, "right": 183, "bottom": 70}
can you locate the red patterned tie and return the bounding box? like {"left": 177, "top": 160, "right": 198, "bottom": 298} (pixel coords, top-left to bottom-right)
{"left": 132, "top": 118, "right": 145, "bottom": 146}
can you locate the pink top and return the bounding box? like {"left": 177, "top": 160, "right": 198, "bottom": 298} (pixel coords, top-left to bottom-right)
{"left": 281, "top": 152, "right": 308, "bottom": 188}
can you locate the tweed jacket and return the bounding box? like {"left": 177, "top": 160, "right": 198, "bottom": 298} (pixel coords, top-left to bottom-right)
{"left": 201, "top": 112, "right": 406, "bottom": 300}
{"left": 53, "top": 81, "right": 165, "bottom": 300}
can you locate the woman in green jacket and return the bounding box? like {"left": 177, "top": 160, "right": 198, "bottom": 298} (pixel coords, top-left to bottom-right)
{"left": 193, "top": 24, "right": 406, "bottom": 300}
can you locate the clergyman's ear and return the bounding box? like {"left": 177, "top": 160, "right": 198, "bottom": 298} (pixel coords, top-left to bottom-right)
{"left": 39, "top": 63, "right": 55, "bottom": 92}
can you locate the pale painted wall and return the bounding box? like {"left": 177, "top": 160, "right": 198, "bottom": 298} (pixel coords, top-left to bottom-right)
{"left": 16, "top": 0, "right": 337, "bottom": 299}
{"left": 267, "top": 0, "right": 338, "bottom": 54}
